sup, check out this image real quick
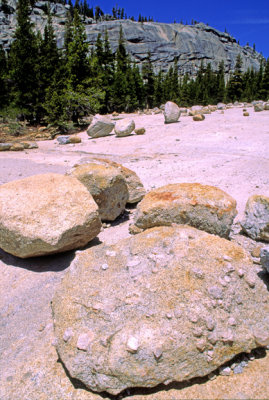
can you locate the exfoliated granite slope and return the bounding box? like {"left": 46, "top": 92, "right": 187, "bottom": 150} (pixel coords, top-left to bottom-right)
{"left": 0, "top": 0, "right": 262, "bottom": 75}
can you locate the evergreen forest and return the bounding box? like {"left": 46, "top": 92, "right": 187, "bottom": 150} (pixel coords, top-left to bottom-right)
{"left": 0, "top": 0, "right": 269, "bottom": 131}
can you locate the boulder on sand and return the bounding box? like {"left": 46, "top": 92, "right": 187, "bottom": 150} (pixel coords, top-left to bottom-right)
{"left": 52, "top": 225, "right": 269, "bottom": 395}
{"left": 87, "top": 115, "right": 114, "bottom": 138}
{"left": 68, "top": 163, "right": 129, "bottom": 221}
{"left": 164, "top": 101, "right": 181, "bottom": 123}
{"left": 114, "top": 119, "right": 135, "bottom": 137}
{"left": 130, "top": 183, "right": 237, "bottom": 238}
{"left": 0, "top": 174, "right": 101, "bottom": 258}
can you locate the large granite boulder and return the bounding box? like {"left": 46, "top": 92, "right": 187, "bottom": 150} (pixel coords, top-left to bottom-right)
{"left": 114, "top": 119, "right": 135, "bottom": 137}
{"left": 87, "top": 115, "right": 114, "bottom": 138}
{"left": 0, "top": 174, "right": 101, "bottom": 258}
{"left": 164, "top": 101, "right": 181, "bottom": 123}
{"left": 52, "top": 225, "right": 269, "bottom": 395}
{"left": 68, "top": 163, "right": 129, "bottom": 221}
{"left": 241, "top": 195, "right": 269, "bottom": 241}
{"left": 130, "top": 183, "right": 237, "bottom": 238}
{"left": 91, "top": 158, "right": 146, "bottom": 204}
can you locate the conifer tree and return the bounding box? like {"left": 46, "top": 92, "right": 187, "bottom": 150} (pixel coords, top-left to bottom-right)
{"left": 216, "top": 61, "right": 226, "bottom": 103}
{"left": 36, "top": 11, "right": 60, "bottom": 120}
{"left": 8, "top": 0, "right": 39, "bottom": 120}
{"left": 0, "top": 44, "right": 8, "bottom": 109}
{"left": 260, "top": 58, "right": 269, "bottom": 100}
{"left": 142, "top": 52, "right": 155, "bottom": 108}
{"left": 226, "top": 54, "right": 243, "bottom": 102}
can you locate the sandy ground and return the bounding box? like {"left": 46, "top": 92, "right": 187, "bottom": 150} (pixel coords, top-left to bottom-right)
{"left": 0, "top": 106, "right": 269, "bottom": 399}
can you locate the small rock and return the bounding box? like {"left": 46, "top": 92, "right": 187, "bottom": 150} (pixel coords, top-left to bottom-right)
{"left": 219, "top": 366, "right": 231, "bottom": 376}
{"left": 115, "top": 119, "right": 135, "bottom": 137}
{"left": 77, "top": 332, "right": 94, "bottom": 351}
{"left": 127, "top": 336, "right": 139, "bottom": 353}
{"left": 10, "top": 143, "right": 24, "bottom": 151}
{"left": 233, "top": 365, "right": 244, "bottom": 374}
{"left": 57, "top": 136, "right": 70, "bottom": 145}
{"left": 135, "top": 127, "right": 146, "bottom": 135}
{"left": 193, "top": 114, "right": 205, "bottom": 121}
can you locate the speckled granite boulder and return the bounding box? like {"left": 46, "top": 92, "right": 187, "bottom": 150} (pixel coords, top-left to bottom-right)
{"left": 87, "top": 115, "right": 114, "bottom": 138}
{"left": 164, "top": 101, "right": 181, "bottom": 123}
{"left": 241, "top": 195, "right": 269, "bottom": 241}
{"left": 114, "top": 119, "right": 135, "bottom": 137}
{"left": 0, "top": 174, "right": 101, "bottom": 258}
{"left": 91, "top": 158, "right": 146, "bottom": 204}
{"left": 52, "top": 225, "right": 269, "bottom": 395}
{"left": 130, "top": 183, "right": 237, "bottom": 238}
{"left": 68, "top": 163, "right": 129, "bottom": 221}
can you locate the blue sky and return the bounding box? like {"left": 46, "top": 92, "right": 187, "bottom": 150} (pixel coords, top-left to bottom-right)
{"left": 92, "top": 0, "right": 269, "bottom": 58}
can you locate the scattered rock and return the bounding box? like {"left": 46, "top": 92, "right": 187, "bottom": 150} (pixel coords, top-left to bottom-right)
{"left": 57, "top": 136, "right": 70, "bottom": 145}
{"left": 193, "top": 114, "right": 205, "bottom": 121}
{"left": 0, "top": 174, "right": 101, "bottom": 258}
{"left": 68, "top": 163, "right": 129, "bottom": 221}
{"left": 241, "top": 195, "right": 269, "bottom": 241}
{"left": 53, "top": 225, "right": 269, "bottom": 395}
{"left": 87, "top": 115, "right": 114, "bottom": 138}
{"left": 217, "top": 103, "right": 227, "bottom": 110}
{"left": 69, "top": 135, "right": 81, "bottom": 144}
{"left": 115, "top": 119, "right": 135, "bottom": 137}
{"left": 243, "top": 112, "right": 249, "bottom": 116}
{"left": 10, "top": 143, "right": 24, "bottom": 151}
{"left": 254, "top": 104, "right": 264, "bottom": 112}
{"left": 134, "top": 127, "right": 146, "bottom": 135}
{"left": 264, "top": 103, "right": 269, "bottom": 110}
{"left": 91, "top": 158, "right": 146, "bottom": 204}
{"left": 164, "top": 101, "right": 181, "bottom": 123}
{"left": 251, "top": 246, "right": 261, "bottom": 258}
{"left": 131, "top": 183, "right": 237, "bottom": 238}
{"left": 0, "top": 143, "right": 11, "bottom": 151}
{"left": 112, "top": 111, "right": 119, "bottom": 117}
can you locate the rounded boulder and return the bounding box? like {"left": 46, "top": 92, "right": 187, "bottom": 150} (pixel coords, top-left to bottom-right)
{"left": 0, "top": 174, "right": 101, "bottom": 258}
{"left": 52, "top": 225, "right": 269, "bottom": 395}
{"left": 164, "top": 101, "right": 181, "bottom": 123}
{"left": 131, "top": 183, "right": 237, "bottom": 238}
{"left": 68, "top": 163, "right": 129, "bottom": 221}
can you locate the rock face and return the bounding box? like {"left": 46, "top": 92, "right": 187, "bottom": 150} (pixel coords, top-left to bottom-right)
{"left": 0, "top": 174, "right": 101, "bottom": 258}
{"left": 241, "top": 195, "right": 269, "bottom": 242}
{"left": 87, "top": 115, "right": 114, "bottom": 138}
{"left": 68, "top": 163, "right": 129, "bottom": 221}
{"left": 131, "top": 183, "right": 237, "bottom": 238}
{"left": 114, "top": 119, "right": 135, "bottom": 137}
{"left": 52, "top": 225, "right": 269, "bottom": 395}
{"left": 91, "top": 158, "right": 146, "bottom": 203}
{"left": 164, "top": 101, "right": 181, "bottom": 123}
{"left": 0, "top": 2, "right": 262, "bottom": 76}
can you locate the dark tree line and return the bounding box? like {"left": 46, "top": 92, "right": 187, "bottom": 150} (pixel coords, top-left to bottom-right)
{"left": 0, "top": 0, "right": 269, "bottom": 130}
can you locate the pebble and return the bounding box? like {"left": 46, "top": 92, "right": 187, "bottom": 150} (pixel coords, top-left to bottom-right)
{"left": 77, "top": 332, "right": 94, "bottom": 351}
{"left": 127, "top": 336, "right": 139, "bottom": 353}
{"left": 233, "top": 365, "right": 244, "bottom": 374}
{"left": 219, "top": 366, "right": 231, "bottom": 376}
{"left": 166, "top": 313, "right": 173, "bottom": 319}
{"left": 102, "top": 264, "right": 109, "bottom": 270}
{"left": 208, "top": 372, "right": 217, "bottom": 380}
{"left": 238, "top": 269, "right": 244, "bottom": 277}
{"left": 228, "top": 317, "right": 237, "bottom": 326}
{"left": 63, "top": 327, "right": 73, "bottom": 342}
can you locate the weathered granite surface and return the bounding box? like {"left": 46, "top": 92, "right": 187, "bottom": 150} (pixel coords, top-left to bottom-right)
{"left": 0, "top": 0, "right": 262, "bottom": 76}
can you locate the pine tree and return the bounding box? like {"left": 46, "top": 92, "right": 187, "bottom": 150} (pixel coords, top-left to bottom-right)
{"left": 0, "top": 44, "right": 8, "bottom": 110}
{"left": 142, "top": 52, "right": 155, "bottom": 108}
{"left": 8, "top": 0, "right": 39, "bottom": 120}
{"left": 260, "top": 58, "right": 269, "bottom": 100}
{"left": 226, "top": 54, "right": 243, "bottom": 102}
{"left": 36, "top": 11, "right": 60, "bottom": 121}
{"left": 66, "top": 9, "right": 89, "bottom": 89}
{"left": 216, "top": 61, "right": 226, "bottom": 103}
